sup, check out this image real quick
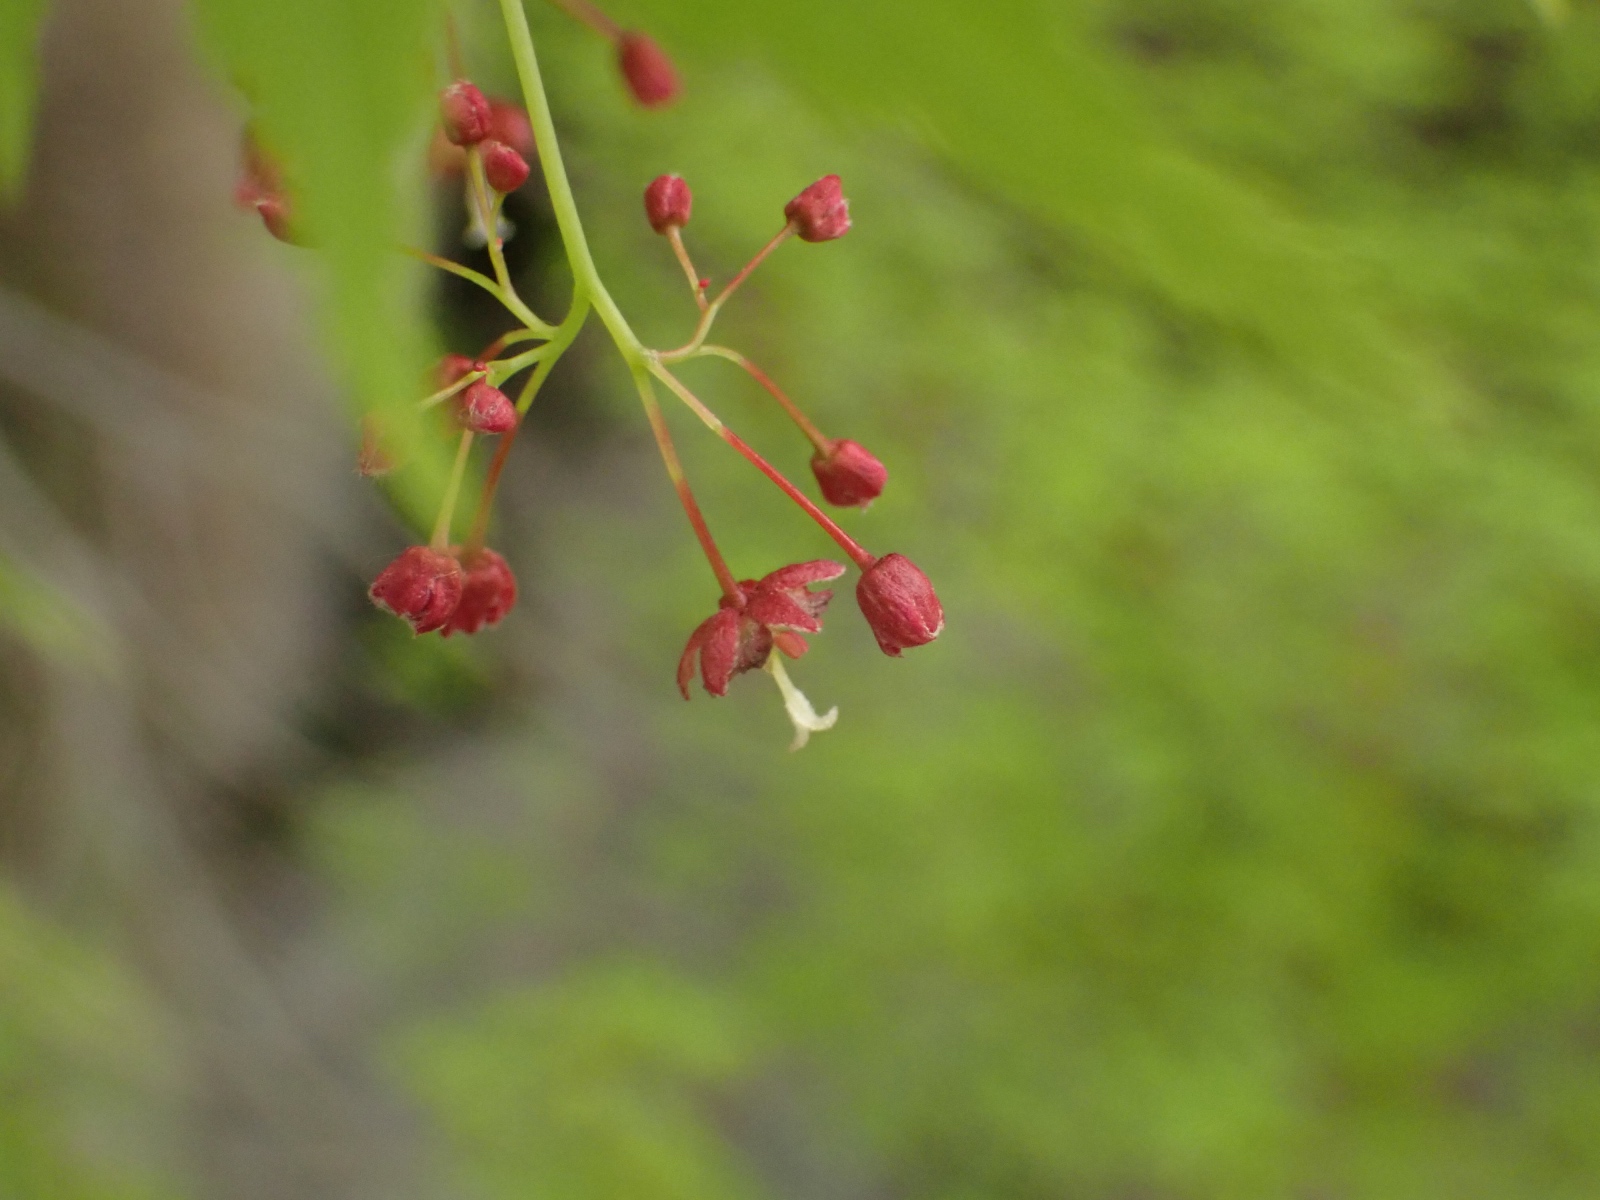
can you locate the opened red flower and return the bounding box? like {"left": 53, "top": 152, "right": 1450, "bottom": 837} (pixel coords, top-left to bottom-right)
{"left": 678, "top": 560, "right": 845, "bottom": 698}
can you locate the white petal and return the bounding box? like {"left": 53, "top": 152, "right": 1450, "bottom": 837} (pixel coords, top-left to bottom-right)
{"left": 765, "top": 655, "right": 838, "bottom": 751}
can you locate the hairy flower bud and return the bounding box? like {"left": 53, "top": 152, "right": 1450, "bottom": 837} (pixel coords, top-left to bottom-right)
{"left": 617, "top": 32, "right": 680, "bottom": 108}
{"left": 481, "top": 139, "right": 531, "bottom": 193}
{"left": 855, "top": 553, "right": 943, "bottom": 656}
{"left": 784, "top": 174, "right": 851, "bottom": 242}
{"left": 811, "top": 439, "right": 887, "bottom": 508}
{"left": 370, "top": 546, "right": 463, "bottom": 635}
{"left": 644, "top": 174, "right": 692, "bottom": 234}
{"left": 441, "top": 80, "right": 492, "bottom": 146}
{"left": 441, "top": 549, "right": 517, "bottom": 636}
{"left": 457, "top": 380, "right": 517, "bottom": 435}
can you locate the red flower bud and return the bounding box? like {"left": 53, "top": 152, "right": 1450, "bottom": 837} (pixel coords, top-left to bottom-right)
{"left": 429, "top": 99, "right": 536, "bottom": 179}
{"left": 811, "top": 439, "right": 887, "bottom": 508}
{"left": 855, "top": 553, "right": 943, "bottom": 656}
{"left": 370, "top": 546, "right": 463, "bottom": 634}
{"left": 617, "top": 32, "right": 680, "bottom": 108}
{"left": 644, "top": 174, "right": 692, "bottom": 234}
{"left": 457, "top": 380, "right": 517, "bottom": 435}
{"left": 441, "top": 80, "right": 492, "bottom": 146}
{"left": 488, "top": 100, "right": 536, "bottom": 161}
{"left": 784, "top": 174, "right": 851, "bottom": 242}
{"left": 481, "top": 139, "right": 530, "bottom": 193}
{"left": 441, "top": 548, "right": 517, "bottom": 636}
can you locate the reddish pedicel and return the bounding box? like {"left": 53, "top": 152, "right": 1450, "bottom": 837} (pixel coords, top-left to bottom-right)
{"left": 678, "top": 560, "right": 845, "bottom": 697}
{"left": 618, "top": 32, "right": 680, "bottom": 107}
{"left": 441, "top": 80, "right": 493, "bottom": 146}
{"left": 855, "top": 553, "right": 943, "bottom": 656}
{"left": 441, "top": 549, "right": 517, "bottom": 636}
{"left": 482, "top": 140, "right": 531, "bottom": 193}
{"left": 784, "top": 175, "right": 851, "bottom": 243}
{"left": 644, "top": 174, "right": 692, "bottom": 234}
{"left": 811, "top": 439, "right": 887, "bottom": 508}
{"left": 370, "top": 546, "right": 464, "bottom": 634}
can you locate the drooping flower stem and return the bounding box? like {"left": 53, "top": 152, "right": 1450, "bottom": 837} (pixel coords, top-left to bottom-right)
{"left": 632, "top": 367, "right": 742, "bottom": 602}
{"left": 693, "top": 345, "right": 830, "bottom": 451}
{"left": 665, "top": 226, "right": 792, "bottom": 358}
{"left": 431, "top": 429, "right": 476, "bottom": 551}
{"left": 547, "top": 0, "right": 621, "bottom": 41}
{"left": 667, "top": 228, "right": 708, "bottom": 311}
{"left": 648, "top": 364, "right": 876, "bottom": 570}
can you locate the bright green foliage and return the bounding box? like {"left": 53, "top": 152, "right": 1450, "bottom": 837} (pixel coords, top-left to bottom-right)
{"left": 0, "top": 555, "right": 111, "bottom": 667}
{"left": 402, "top": 961, "right": 763, "bottom": 1200}
{"left": 0, "top": 890, "right": 179, "bottom": 1200}
{"left": 0, "top": 0, "right": 49, "bottom": 201}
{"left": 188, "top": 0, "right": 451, "bottom": 524}
{"left": 368, "top": 1, "right": 1600, "bottom": 1198}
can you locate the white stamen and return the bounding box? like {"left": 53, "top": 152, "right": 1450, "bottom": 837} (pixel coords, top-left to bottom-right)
{"left": 766, "top": 655, "right": 838, "bottom": 751}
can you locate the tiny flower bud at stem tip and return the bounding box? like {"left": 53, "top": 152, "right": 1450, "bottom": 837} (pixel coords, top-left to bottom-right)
{"left": 644, "top": 174, "right": 692, "bottom": 233}
{"left": 441, "top": 80, "right": 493, "bottom": 145}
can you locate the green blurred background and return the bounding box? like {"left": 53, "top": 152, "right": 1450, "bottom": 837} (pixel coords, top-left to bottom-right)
{"left": 5, "top": 0, "right": 1600, "bottom": 1196}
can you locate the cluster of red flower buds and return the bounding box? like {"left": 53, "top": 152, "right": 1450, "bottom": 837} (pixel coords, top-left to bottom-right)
{"left": 640, "top": 169, "right": 942, "bottom": 740}
{"left": 236, "top": 3, "right": 941, "bottom": 746}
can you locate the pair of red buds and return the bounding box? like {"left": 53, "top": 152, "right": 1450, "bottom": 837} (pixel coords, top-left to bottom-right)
{"left": 678, "top": 553, "right": 944, "bottom": 697}
{"left": 644, "top": 173, "right": 884, "bottom": 509}
{"left": 643, "top": 172, "right": 851, "bottom": 244}
{"left": 436, "top": 354, "right": 516, "bottom": 434}
{"left": 440, "top": 81, "right": 532, "bottom": 194}
{"left": 369, "top": 545, "right": 518, "bottom": 637}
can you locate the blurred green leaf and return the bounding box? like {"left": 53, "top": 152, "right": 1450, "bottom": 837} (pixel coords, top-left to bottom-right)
{"left": 0, "top": 0, "right": 50, "bottom": 200}
{"left": 0, "top": 553, "right": 111, "bottom": 668}
{"left": 188, "top": 0, "right": 450, "bottom": 524}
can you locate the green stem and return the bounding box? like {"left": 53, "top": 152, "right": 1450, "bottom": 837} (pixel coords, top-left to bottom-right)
{"left": 500, "top": 0, "right": 642, "bottom": 359}
{"left": 418, "top": 370, "right": 482, "bottom": 411}
{"left": 431, "top": 430, "right": 476, "bottom": 551}
{"left": 485, "top": 344, "right": 548, "bottom": 386}
{"left": 648, "top": 363, "right": 875, "bottom": 569}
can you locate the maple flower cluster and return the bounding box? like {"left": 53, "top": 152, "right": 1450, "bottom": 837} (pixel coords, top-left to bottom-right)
{"left": 236, "top": 1, "right": 942, "bottom": 747}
